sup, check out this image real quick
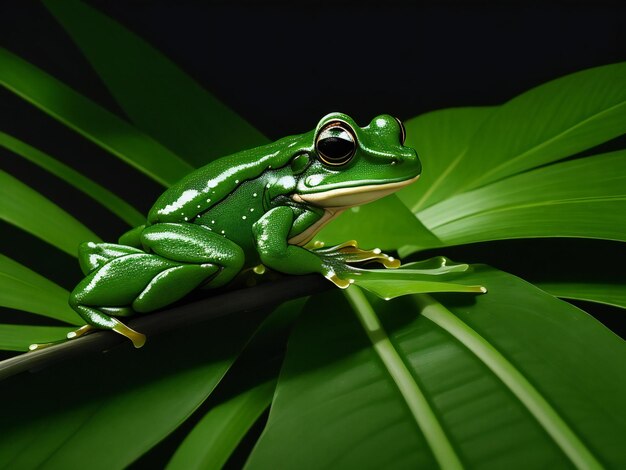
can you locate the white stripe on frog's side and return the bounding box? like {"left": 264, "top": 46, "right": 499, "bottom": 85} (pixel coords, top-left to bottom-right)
{"left": 288, "top": 175, "right": 419, "bottom": 246}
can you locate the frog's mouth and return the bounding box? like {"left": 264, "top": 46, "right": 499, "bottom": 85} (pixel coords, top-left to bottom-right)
{"left": 292, "top": 175, "right": 419, "bottom": 208}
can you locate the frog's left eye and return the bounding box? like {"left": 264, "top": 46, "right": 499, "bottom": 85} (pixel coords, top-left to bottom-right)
{"left": 316, "top": 121, "right": 356, "bottom": 166}
{"left": 394, "top": 117, "right": 406, "bottom": 146}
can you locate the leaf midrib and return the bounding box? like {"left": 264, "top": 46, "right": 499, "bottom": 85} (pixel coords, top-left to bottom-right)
{"left": 413, "top": 293, "right": 602, "bottom": 470}
{"left": 344, "top": 286, "right": 463, "bottom": 470}
{"left": 427, "top": 195, "right": 626, "bottom": 231}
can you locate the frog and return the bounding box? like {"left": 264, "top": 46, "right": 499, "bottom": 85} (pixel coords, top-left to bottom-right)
{"left": 50, "top": 112, "right": 421, "bottom": 349}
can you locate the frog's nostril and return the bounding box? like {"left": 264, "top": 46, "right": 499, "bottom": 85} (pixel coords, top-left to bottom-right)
{"left": 394, "top": 117, "right": 406, "bottom": 145}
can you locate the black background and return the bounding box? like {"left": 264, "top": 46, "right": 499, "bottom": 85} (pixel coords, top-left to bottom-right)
{"left": 1, "top": 1, "right": 625, "bottom": 335}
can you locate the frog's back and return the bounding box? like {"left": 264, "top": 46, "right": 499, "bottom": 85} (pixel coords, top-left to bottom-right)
{"left": 147, "top": 134, "right": 307, "bottom": 225}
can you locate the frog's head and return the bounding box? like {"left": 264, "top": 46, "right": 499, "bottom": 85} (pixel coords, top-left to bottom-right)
{"left": 292, "top": 112, "right": 421, "bottom": 208}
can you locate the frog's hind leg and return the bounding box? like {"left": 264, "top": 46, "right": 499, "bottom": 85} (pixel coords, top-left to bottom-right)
{"left": 71, "top": 304, "right": 146, "bottom": 348}
{"left": 132, "top": 263, "right": 220, "bottom": 312}
{"left": 140, "top": 222, "right": 245, "bottom": 288}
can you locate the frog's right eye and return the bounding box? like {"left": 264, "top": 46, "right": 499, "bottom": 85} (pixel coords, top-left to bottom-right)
{"left": 316, "top": 121, "right": 356, "bottom": 166}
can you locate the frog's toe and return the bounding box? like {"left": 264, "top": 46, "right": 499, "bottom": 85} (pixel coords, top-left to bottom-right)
{"left": 111, "top": 319, "right": 146, "bottom": 348}
{"left": 66, "top": 324, "right": 95, "bottom": 340}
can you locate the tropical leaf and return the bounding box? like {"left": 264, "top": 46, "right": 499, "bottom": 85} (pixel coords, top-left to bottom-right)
{"left": 0, "top": 47, "right": 193, "bottom": 186}
{"left": 447, "top": 62, "right": 626, "bottom": 194}
{"left": 0, "top": 169, "right": 100, "bottom": 256}
{"left": 0, "top": 309, "right": 268, "bottom": 470}
{"left": 316, "top": 195, "right": 441, "bottom": 251}
{"left": 396, "top": 107, "right": 496, "bottom": 212}
{"left": 350, "top": 257, "right": 486, "bottom": 299}
{"left": 537, "top": 282, "right": 626, "bottom": 310}
{"left": 0, "top": 254, "right": 83, "bottom": 325}
{"left": 167, "top": 380, "right": 275, "bottom": 470}
{"left": 44, "top": 0, "right": 268, "bottom": 167}
{"left": 413, "top": 150, "right": 626, "bottom": 249}
{"left": 0, "top": 132, "right": 144, "bottom": 227}
{"left": 248, "top": 268, "right": 626, "bottom": 469}
{"left": 0, "top": 324, "right": 75, "bottom": 351}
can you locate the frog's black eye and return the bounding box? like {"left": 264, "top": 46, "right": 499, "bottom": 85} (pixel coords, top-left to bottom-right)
{"left": 315, "top": 121, "right": 356, "bottom": 166}
{"left": 394, "top": 117, "right": 406, "bottom": 146}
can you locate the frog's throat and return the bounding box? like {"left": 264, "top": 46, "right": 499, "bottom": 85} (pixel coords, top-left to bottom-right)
{"left": 287, "top": 175, "right": 419, "bottom": 246}
{"left": 291, "top": 175, "right": 419, "bottom": 208}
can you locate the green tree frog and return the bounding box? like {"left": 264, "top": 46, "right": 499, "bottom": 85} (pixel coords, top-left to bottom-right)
{"left": 60, "top": 113, "right": 421, "bottom": 348}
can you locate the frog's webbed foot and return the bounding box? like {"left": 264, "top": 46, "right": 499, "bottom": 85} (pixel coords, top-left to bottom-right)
{"left": 313, "top": 240, "right": 401, "bottom": 288}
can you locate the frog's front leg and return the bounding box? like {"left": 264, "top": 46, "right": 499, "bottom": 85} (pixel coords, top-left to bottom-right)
{"left": 253, "top": 207, "right": 401, "bottom": 288}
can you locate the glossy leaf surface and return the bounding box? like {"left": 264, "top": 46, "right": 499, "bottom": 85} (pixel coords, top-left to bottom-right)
{"left": 449, "top": 62, "right": 626, "bottom": 193}
{"left": 538, "top": 282, "right": 626, "bottom": 309}
{"left": 0, "top": 254, "right": 83, "bottom": 325}
{"left": 0, "top": 48, "right": 193, "bottom": 186}
{"left": 397, "top": 107, "right": 496, "bottom": 212}
{"left": 0, "top": 169, "right": 100, "bottom": 256}
{"left": 0, "top": 324, "right": 74, "bottom": 351}
{"left": 350, "top": 257, "right": 486, "bottom": 299}
{"left": 248, "top": 268, "right": 626, "bottom": 469}
{"left": 167, "top": 380, "right": 274, "bottom": 470}
{"left": 0, "top": 310, "right": 267, "bottom": 470}
{"left": 417, "top": 150, "right": 626, "bottom": 247}
{"left": 0, "top": 132, "right": 144, "bottom": 227}
{"left": 44, "top": 0, "right": 268, "bottom": 167}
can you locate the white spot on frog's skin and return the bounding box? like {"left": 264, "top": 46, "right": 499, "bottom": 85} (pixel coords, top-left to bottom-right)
{"left": 266, "top": 183, "right": 271, "bottom": 189}
{"left": 351, "top": 207, "right": 360, "bottom": 213}
{"left": 197, "top": 204, "right": 201, "bottom": 208}
{"left": 211, "top": 220, "right": 215, "bottom": 224}
{"left": 391, "top": 161, "right": 397, "bottom": 165}
{"left": 305, "top": 174, "right": 324, "bottom": 187}
{"left": 242, "top": 215, "right": 247, "bottom": 220}
{"left": 250, "top": 208, "right": 254, "bottom": 212}
{"left": 221, "top": 230, "right": 225, "bottom": 234}
{"left": 373, "top": 248, "right": 381, "bottom": 254}
{"left": 207, "top": 198, "right": 211, "bottom": 203}
{"left": 159, "top": 189, "right": 199, "bottom": 216}
{"left": 235, "top": 180, "right": 239, "bottom": 184}
{"left": 376, "top": 118, "right": 387, "bottom": 128}
{"left": 253, "top": 193, "right": 258, "bottom": 197}
{"left": 184, "top": 217, "right": 189, "bottom": 221}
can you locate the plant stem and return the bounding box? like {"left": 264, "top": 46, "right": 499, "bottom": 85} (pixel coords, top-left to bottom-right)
{"left": 0, "top": 274, "right": 331, "bottom": 381}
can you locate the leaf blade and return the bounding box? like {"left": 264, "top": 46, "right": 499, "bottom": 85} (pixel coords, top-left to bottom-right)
{"left": 0, "top": 131, "right": 144, "bottom": 227}
{"left": 0, "top": 254, "right": 83, "bottom": 325}
{"left": 536, "top": 282, "right": 626, "bottom": 310}
{"left": 44, "top": 0, "right": 269, "bottom": 167}
{"left": 451, "top": 62, "right": 626, "bottom": 193}
{"left": 418, "top": 151, "right": 626, "bottom": 246}
{"left": 0, "top": 47, "right": 193, "bottom": 186}
{"left": 0, "top": 169, "right": 100, "bottom": 256}
{"left": 167, "top": 380, "right": 274, "bottom": 470}
{"left": 0, "top": 324, "right": 75, "bottom": 351}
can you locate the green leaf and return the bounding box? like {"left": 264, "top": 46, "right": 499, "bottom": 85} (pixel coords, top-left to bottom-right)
{"left": 44, "top": 0, "right": 269, "bottom": 167}
{"left": 448, "top": 62, "right": 626, "bottom": 194}
{"left": 0, "top": 169, "right": 100, "bottom": 256}
{"left": 537, "top": 282, "right": 626, "bottom": 310}
{"left": 0, "top": 132, "right": 144, "bottom": 227}
{"left": 315, "top": 195, "right": 442, "bottom": 251}
{"left": 0, "top": 47, "right": 193, "bottom": 186}
{"left": 167, "top": 380, "right": 275, "bottom": 470}
{"left": 417, "top": 150, "right": 626, "bottom": 247}
{"left": 248, "top": 267, "right": 626, "bottom": 468}
{"left": 0, "top": 254, "right": 83, "bottom": 325}
{"left": 0, "top": 309, "right": 268, "bottom": 470}
{"left": 397, "top": 107, "right": 496, "bottom": 212}
{"left": 0, "top": 324, "right": 75, "bottom": 351}
{"left": 350, "top": 257, "right": 486, "bottom": 299}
